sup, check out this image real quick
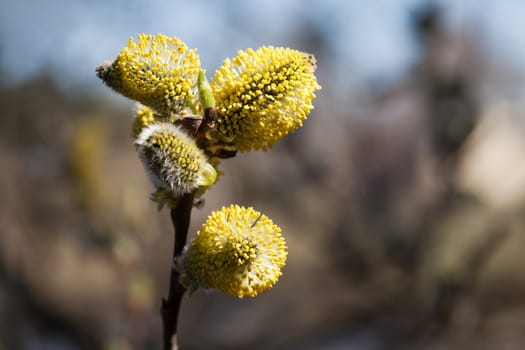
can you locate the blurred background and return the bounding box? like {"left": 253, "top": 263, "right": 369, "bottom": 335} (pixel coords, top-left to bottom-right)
{"left": 2, "top": 0, "right": 525, "bottom": 349}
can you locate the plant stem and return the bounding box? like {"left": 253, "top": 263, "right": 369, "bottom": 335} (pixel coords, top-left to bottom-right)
{"left": 161, "top": 191, "right": 195, "bottom": 350}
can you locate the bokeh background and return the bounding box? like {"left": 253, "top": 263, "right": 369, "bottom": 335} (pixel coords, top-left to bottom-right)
{"left": 2, "top": 0, "right": 525, "bottom": 349}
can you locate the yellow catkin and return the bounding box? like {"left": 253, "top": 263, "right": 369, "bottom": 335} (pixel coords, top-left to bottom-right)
{"left": 132, "top": 104, "right": 157, "bottom": 139}
{"left": 181, "top": 205, "right": 287, "bottom": 298}
{"left": 211, "top": 46, "right": 321, "bottom": 151}
{"left": 135, "top": 123, "right": 216, "bottom": 196}
{"left": 98, "top": 34, "right": 200, "bottom": 116}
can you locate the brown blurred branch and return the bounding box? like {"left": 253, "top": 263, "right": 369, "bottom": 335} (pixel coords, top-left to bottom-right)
{"left": 431, "top": 221, "right": 509, "bottom": 328}
{"left": 161, "top": 192, "right": 195, "bottom": 350}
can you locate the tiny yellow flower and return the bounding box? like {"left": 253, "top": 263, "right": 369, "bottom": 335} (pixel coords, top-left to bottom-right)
{"left": 135, "top": 123, "right": 216, "bottom": 197}
{"left": 211, "top": 46, "right": 321, "bottom": 151}
{"left": 96, "top": 34, "right": 201, "bottom": 116}
{"left": 180, "top": 205, "right": 287, "bottom": 298}
{"left": 132, "top": 103, "right": 157, "bottom": 139}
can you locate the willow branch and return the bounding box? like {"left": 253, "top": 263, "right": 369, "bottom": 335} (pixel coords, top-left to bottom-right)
{"left": 161, "top": 191, "right": 195, "bottom": 350}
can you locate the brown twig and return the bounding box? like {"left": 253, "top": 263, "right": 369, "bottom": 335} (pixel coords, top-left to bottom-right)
{"left": 161, "top": 97, "right": 219, "bottom": 349}
{"left": 161, "top": 191, "right": 195, "bottom": 350}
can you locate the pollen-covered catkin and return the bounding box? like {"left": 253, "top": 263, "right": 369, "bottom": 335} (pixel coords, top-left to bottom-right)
{"left": 96, "top": 34, "right": 201, "bottom": 116}
{"left": 180, "top": 205, "right": 287, "bottom": 298}
{"left": 211, "top": 46, "right": 321, "bottom": 151}
{"left": 135, "top": 123, "right": 216, "bottom": 196}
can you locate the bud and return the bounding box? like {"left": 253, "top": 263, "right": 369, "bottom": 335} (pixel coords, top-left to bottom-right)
{"left": 180, "top": 205, "right": 287, "bottom": 298}
{"left": 198, "top": 69, "right": 215, "bottom": 110}
{"left": 135, "top": 123, "right": 216, "bottom": 197}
